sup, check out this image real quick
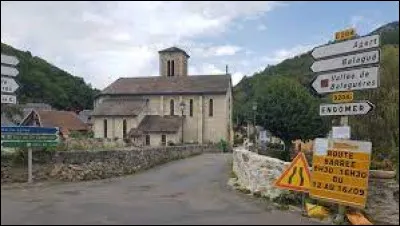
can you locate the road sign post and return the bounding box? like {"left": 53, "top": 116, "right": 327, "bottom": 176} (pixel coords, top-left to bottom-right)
{"left": 309, "top": 28, "right": 380, "bottom": 223}
{"left": 1, "top": 126, "right": 60, "bottom": 183}
{"left": 1, "top": 54, "right": 19, "bottom": 104}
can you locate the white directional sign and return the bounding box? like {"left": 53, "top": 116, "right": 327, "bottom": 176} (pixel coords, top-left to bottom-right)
{"left": 1, "top": 77, "right": 19, "bottom": 93}
{"left": 1, "top": 54, "right": 19, "bottom": 66}
{"left": 311, "top": 66, "right": 379, "bottom": 94}
{"left": 1, "top": 65, "right": 19, "bottom": 77}
{"left": 311, "top": 50, "right": 379, "bottom": 73}
{"left": 1, "top": 94, "right": 17, "bottom": 104}
{"left": 312, "top": 35, "right": 380, "bottom": 59}
{"left": 319, "top": 101, "right": 374, "bottom": 116}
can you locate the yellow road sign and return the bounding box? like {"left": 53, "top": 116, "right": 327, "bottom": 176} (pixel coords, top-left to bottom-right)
{"left": 332, "top": 92, "right": 354, "bottom": 103}
{"left": 274, "top": 152, "right": 311, "bottom": 192}
{"left": 310, "top": 139, "right": 372, "bottom": 208}
{"left": 335, "top": 28, "right": 356, "bottom": 41}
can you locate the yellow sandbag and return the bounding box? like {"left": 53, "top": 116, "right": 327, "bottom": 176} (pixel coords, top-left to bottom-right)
{"left": 305, "top": 203, "right": 330, "bottom": 219}
{"left": 346, "top": 212, "right": 373, "bottom": 225}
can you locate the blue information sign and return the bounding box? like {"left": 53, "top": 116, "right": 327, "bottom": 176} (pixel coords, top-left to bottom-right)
{"left": 1, "top": 126, "right": 59, "bottom": 134}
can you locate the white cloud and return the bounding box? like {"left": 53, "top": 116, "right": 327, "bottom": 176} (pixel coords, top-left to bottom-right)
{"left": 189, "top": 63, "right": 225, "bottom": 75}
{"left": 257, "top": 24, "right": 267, "bottom": 31}
{"left": 193, "top": 45, "right": 242, "bottom": 57}
{"left": 261, "top": 44, "right": 315, "bottom": 64}
{"left": 1, "top": 1, "right": 283, "bottom": 89}
{"left": 350, "top": 15, "right": 364, "bottom": 28}
{"left": 232, "top": 72, "right": 245, "bottom": 86}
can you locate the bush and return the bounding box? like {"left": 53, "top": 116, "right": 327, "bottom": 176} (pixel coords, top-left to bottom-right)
{"left": 267, "top": 142, "right": 284, "bottom": 150}
{"left": 218, "top": 139, "right": 228, "bottom": 152}
{"left": 234, "top": 136, "right": 244, "bottom": 145}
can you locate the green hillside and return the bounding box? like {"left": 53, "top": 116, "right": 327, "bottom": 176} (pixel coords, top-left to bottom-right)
{"left": 1, "top": 43, "right": 99, "bottom": 111}
{"left": 233, "top": 21, "right": 399, "bottom": 160}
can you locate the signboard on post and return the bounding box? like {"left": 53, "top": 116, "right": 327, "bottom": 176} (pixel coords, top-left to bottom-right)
{"left": 310, "top": 138, "right": 372, "bottom": 208}
{"left": 1, "top": 54, "right": 19, "bottom": 104}
{"left": 312, "top": 34, "right": 379, "bottom": 59}
{"left": 1, "top": 76, "right": 19, "bottom": 93}
{"left": 1, "top": 94, "right": 17, "bottom": 104}
{"left": 1, "top": 126, "right": 60, "bottom": 183}
{"left": 310, "top": 50, "right": 379, "bottom": 73}
{"left": 319, "top": 101, "right": 374, "bottom": 116}
{"left": 311, "top": 66, "right": 379, "bottom": 94}
{"left": 0, "top": 126, "right": 60, "bottom": 148}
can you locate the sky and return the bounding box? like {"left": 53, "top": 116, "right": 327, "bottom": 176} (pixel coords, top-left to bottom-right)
{"left": 1, "top": 1, "right": 399, "bottom": 89}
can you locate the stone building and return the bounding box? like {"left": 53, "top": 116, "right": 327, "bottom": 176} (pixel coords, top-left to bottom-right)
{"left": 92, "top": 47, "right": 233, "bottom": 146}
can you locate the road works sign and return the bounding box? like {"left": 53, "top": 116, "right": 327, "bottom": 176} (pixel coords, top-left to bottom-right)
{"left": 0, "top": 126, "right": 59, "bottom": 148}
{"left": 310, "top": 138, "right": 372, "bottom": 208}
{"left": 319, "top": 101, "right": 374, "bottom": 116}
{"left": 332, "top": 92, "right": 354, "bottom": 103}
{"left": 312, "top": 35, "right": 379, "bottom": 59}
{"left": 274, "top": 152, "right": 311, "bottom": 192}
{"left": 310, "top": 50, "right": 379, "bottom": 73}
{"left": 311, "top": 66, "right": 379, "bottom": 94}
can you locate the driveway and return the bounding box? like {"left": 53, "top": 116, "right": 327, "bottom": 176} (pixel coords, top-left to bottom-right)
{"left": 1, "top": 154, "right": 320, "bottom": 225}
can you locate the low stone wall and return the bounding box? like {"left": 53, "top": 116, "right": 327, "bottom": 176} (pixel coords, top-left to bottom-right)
{"left": 365, "top": 177, "right": 399, "bottom": 225}
{"left": 64, "top": 138, "right": 127, "bottom": 150}
{"left": 1, "top": 144, "right": 220, "bottom": 183}
{"left": 233, "top": 148, "right": 399, "bottom": 225}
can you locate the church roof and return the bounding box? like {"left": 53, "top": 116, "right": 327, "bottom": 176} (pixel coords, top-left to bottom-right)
{"left": 137, "top": 115, "right": 181, "bottom": 133}
{"left": 99, "top": 74, "right": 231, "bottom": 96}
{"left": 92, "top": 98, "right": 147, "bottom": 116}
{"left": 158, "top": 47, "right": 190, "bottom": 58}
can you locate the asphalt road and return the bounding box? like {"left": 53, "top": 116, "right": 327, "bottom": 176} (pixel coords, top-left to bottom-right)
{"left": 1, "top": 154, "right": 320, "bottom": 225}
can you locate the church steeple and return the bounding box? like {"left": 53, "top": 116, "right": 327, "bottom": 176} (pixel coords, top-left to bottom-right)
{"left": 158, "top": 47, "right": 189, "bottom": 77}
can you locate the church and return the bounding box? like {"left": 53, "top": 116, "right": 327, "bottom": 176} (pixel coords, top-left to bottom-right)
{"left": 92, "top": 47, "right": 233, "bottom": 146}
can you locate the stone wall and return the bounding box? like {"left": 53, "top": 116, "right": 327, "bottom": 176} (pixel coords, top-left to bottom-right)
{"left": 233, "top": 148, "right": 399, "bottom": 225}
{"left": 233, "top": 147, "right": 290, "bottom": 199}
{"left": 365, "top": 177, "right": 399, "bottom": 225}
{"left": 1, "top": 144, "right": 221, "bottom": 183}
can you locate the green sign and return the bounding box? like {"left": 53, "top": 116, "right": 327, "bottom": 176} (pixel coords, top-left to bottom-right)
{"left": 1, "top": 141, "right": 59, "bottom": 148}
{"left": 1, "top": 134, "right": 58, "bottom": 141}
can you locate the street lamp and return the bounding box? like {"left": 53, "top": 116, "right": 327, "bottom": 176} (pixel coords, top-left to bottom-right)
{"left": 179, "top": 101, "right": 186, "bottom": 144}
{"left": 252, "top": 102, "right": 257, "bottom": 144}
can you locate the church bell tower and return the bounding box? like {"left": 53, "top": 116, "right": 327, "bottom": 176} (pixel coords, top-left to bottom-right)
{"left": 158, "top": 47, "right": 190, "bottom": 77}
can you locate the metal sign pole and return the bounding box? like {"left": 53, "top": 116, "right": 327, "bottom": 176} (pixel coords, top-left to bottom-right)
{"left": 335, "top": 115, "right": 348, "bottom": 223}
{"left": 27, "top": 143, "right": 33, "bottom": 183}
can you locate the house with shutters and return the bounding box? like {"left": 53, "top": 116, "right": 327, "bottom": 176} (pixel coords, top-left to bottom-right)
{"left": 91, "top": 47, "right": 233, "bottom": 146}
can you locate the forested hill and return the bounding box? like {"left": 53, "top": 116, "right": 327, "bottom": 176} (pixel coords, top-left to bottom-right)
{"left": 233, "top": 21, "right": 399, "bottom": 158}
{"left": 1, "top": 43, "right": 99, "bottom": 111}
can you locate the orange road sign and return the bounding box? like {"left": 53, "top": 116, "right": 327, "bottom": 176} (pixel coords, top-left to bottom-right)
{"left": 332, "top": 92, "right": 354, "bottom": 103}
{"left": 310, "top": 138, "right": 372, "bottom": 208}
{"left": 274, "top": 152, "right": 311, "bottom": 192}
{"left": 335, "top": 28, "right": 356, "bottom": 41}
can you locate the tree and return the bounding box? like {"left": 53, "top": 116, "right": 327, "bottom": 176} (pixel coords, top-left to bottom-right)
{"left": 254, "top": 77, "right": 329, "bottom": 161}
